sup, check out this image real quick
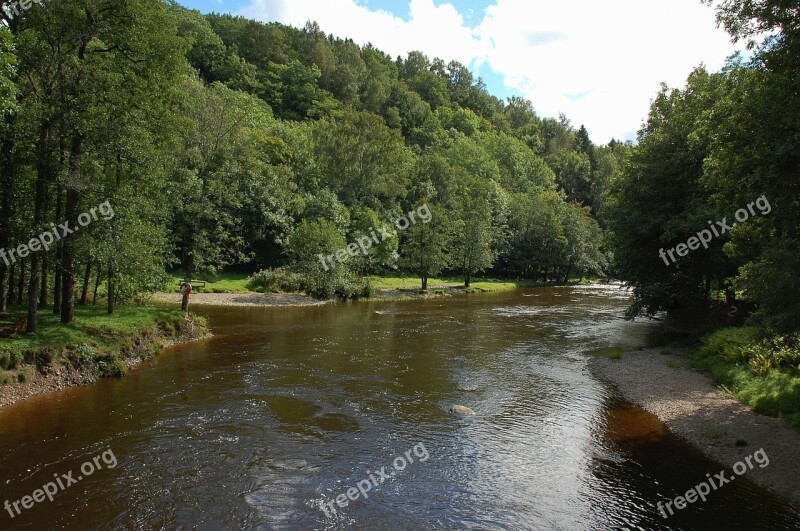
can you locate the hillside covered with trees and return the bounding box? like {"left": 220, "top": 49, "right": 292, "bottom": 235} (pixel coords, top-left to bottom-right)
{"left": 0, "top": 0, "right": 617, "bottom": 332}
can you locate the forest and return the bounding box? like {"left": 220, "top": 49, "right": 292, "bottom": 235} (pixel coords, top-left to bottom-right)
{"left": 0, "top": 0, "right": 616, "bottom": 333}
{"left": 0, "top": 0, "right": 797, "bottom": 347}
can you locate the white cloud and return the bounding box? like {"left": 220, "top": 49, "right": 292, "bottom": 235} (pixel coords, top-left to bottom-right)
{"left": 239, "top": 0, "right": 485, "bottom": 66}
{"left": 476, "top": 0, "right": 740, "bottom": 143}
{"left": 238, "top": 0, "right": 742, "bottom": 143}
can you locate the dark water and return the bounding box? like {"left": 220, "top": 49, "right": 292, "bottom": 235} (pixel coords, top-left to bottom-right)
{"left": 0, "top": 284, "right": 798, "bottom": 530}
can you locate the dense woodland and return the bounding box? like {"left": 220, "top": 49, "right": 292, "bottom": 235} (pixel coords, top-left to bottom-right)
{"left": 0, "top": 0, "right": 797, "bottom": 347}
{"left": 607, "top": 0, "right": 800, "bottom": 336}
{"left": 0, "top": 0, "right": 616, "bottom": 333}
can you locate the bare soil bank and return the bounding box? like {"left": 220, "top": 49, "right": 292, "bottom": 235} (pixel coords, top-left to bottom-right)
{"left": 0, "top": 317, "right": 207, "bottom": 409}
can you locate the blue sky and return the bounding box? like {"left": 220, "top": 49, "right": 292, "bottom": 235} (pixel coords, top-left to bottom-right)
{"left": 177, "top": 0, "right": 742, "bottom": 144}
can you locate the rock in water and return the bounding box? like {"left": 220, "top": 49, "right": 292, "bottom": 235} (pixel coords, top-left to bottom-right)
{"left": 450, "top": 405, "right": 476, "bottom": 415}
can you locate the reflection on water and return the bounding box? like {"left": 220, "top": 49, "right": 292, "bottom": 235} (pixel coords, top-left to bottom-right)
{"left": 0, "top": 284, "right": 797, "bottom": 530}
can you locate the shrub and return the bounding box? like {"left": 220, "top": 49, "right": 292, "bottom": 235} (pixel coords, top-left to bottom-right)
{"left": 300, "top": 268, "right": 371, "bottom": 301}
{"left": 247, "top": 268, "right": 304, "bottom": 293}
{"left": 96, "top": 355, "right": 127, "bottom": 378}
{"left": 699, "top": 327, "right": 760, "bottom": 363}
{"left": 70, "top": 344, "right": 97, "bottom": 368}
{"left": 742, "top": 334, "right": 800, "bottom": 375}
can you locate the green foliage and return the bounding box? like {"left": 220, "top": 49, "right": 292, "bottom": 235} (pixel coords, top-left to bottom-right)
{"left": 247, "top": 268, "right": 303, "bottom": 293}
{"left": 699, "top": 327, "right": 761, "bottom": 363}
{"left": 693, "top": 327, "right": 800, "bottom": 429}
{"left": 0, "top": 27, "right": 16, "bottom": 114}
{"left": 607, "top": 1, "right": 800, "bottom": 337}
{"left": 285, "top": 219, "right": 346, "bottom": 272}
{"left": 0, "top": 3, "right": 614, "bottom": 326}
{"left": 399, "top": 204, "right": 452, "bottom": 289}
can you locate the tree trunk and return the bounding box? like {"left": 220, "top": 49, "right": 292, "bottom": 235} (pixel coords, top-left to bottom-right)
{"left": 39, "top": 255, "right": 48, "bottom": 308}
{"left": 0, "top": 265, "right": 7, "bottom": 314}
{"left": 92, "top": 269, "right": 101, "bottom": 306}
{"left": 563, "top": 261, "right": 572, "bottom": 284}
{"left": 27, "top": 120, "right": 53, "bottom": 333}
{"left": 465, "top": 272, "right": 471, "bottom": 288}
{"left": 421, "top": 275, "right": 428, "bottom": 290}
{"left": 52, "top": 190, "right": 63, "bottom": 314}
{"left": 60, "top": 139, "right": 82, "bottom": 324}
{"left": 80, "top": 258, "right": 92, "bottom": 305}
{"left": 16, "top": 261, "right": 25, "bottom": 305}
{"left": 0, "top": 112, "right": 16, "bottom": 314}
{"left": 7, "top": 263, "right": 15, "bottom": 307}
{"left": 107, "top": 262, "right": 115, "bottom": 315}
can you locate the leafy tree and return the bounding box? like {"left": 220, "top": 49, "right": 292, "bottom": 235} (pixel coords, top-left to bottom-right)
{"left": 605, "top": 69, "right": 731, "bottom": 318}
{"left": 173, "top": 81, "right": 273, "bottom": 280}
{"left": 399, "top": 203, "right": 451, "bottom": 289}
{"left": 313, "top": 108, "right": 412, "bottom": 209}
{"left": 348, "top": 207, "right": 399, "bottom": 274}
{"left": 452, "top": 179, "right": 495, "bottom": 286}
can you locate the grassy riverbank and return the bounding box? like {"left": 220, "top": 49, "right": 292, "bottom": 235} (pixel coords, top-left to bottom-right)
{"left": 166, "top": 270, "right": 598, "bottom": 297}
{"left": 690, "top": 327, "right": 800, "bottom": 430}
{"left": 0, "top": 305, "right": 207, "bottom": 390}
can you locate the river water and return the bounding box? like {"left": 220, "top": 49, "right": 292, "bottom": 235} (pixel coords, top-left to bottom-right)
{"left": 0, "top": 284, "right": 798, "bottom": 530}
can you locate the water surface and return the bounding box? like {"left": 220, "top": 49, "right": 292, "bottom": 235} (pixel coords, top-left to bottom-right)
{"left": 0, "top": 284, "right": 798, "bottom": 530}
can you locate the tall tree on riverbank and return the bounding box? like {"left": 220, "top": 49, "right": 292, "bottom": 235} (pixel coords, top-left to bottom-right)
{"left": 0, "top": 27, "right": 16, "bottom": 314}
{"left": 400, "top": 204, "right": 451, "bottom": 290}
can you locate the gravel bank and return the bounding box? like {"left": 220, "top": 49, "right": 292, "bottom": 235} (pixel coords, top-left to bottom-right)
{"left": 148, "top": 292, "right": 326, "bottom": 307}
{"left": 589, "top": 348, "right": 800, "bottom": 509}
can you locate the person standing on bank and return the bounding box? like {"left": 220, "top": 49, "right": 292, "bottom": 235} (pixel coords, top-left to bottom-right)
{"left": 179, "top": 280, "right": 192, "bottom": 313}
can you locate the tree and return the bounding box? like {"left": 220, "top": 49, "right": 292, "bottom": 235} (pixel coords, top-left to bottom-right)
{"left": 452, "top": 179, "right": 494, "bottom": 287}
{"left": 605, "top": 69, "right": 731, "bottom": 318}
{"left": 0, "top": 26, "right": 16, "bottom": 313}
{"left": 399, "top": 204, "right": 451, "bottom": 290}
{"left": 173, "top": 81, "right": 274, "bottom": 281}
{"left": 313, "top": 108, "right": 412, "bottom": 209}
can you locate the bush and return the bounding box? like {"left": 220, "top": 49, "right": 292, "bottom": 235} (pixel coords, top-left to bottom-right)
{"left": 69, "top": 344, "right": 97, "bottom": 368}
{"left": 699, "top": 327, "right": 760, "bottom": 363}
{"left": 96, "top": 355, "right": 128, "bottom": 378}
{"left": 247, "top": 268, "right": 304, "bottom": 293}
{"left": 298, "top": 268, "right": 371, "bottom": 301}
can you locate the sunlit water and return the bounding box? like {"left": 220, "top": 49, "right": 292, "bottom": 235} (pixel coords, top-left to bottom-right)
{"left": 0, "top": 284, "right": 798, "bottom": 530}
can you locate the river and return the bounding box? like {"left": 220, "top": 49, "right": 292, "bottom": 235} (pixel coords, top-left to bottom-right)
{"left": 0, "top": 284, "right": 798, "bottom": 530}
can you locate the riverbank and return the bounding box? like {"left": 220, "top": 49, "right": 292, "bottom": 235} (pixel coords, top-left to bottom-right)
{"left": 152, "top": 275, "right": 595, "bottom": 307}
{"left": 590, "top": 348, "right": 800, "bottom": 509}
{"left": 0, "top": 307, "right": 208, "bottom": 408}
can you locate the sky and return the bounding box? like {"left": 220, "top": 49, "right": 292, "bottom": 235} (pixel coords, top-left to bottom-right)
{"left": 178, "top": 0, "right": 743, "bottom": 144}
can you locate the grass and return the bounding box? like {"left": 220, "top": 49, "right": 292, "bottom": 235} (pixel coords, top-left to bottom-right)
{"left": 170, "top": 270, "right": 598, "bottom": 299}
{"left": 0, "top": 304, "right": 203, "bottom": 383}
{"left": 692, "top": 328, "right": 800, "bottom": 431}
{"left": 367, "top": 276, "right": 527, "bottom": 292}
{"left": 367, "top": 276, "right": 458, "bottom": 290}
{"left": 167, "top": 271, "right": 250, "bottom": 294}
{"left": 588, "top": 346, "right": 624, "bottom": 360}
